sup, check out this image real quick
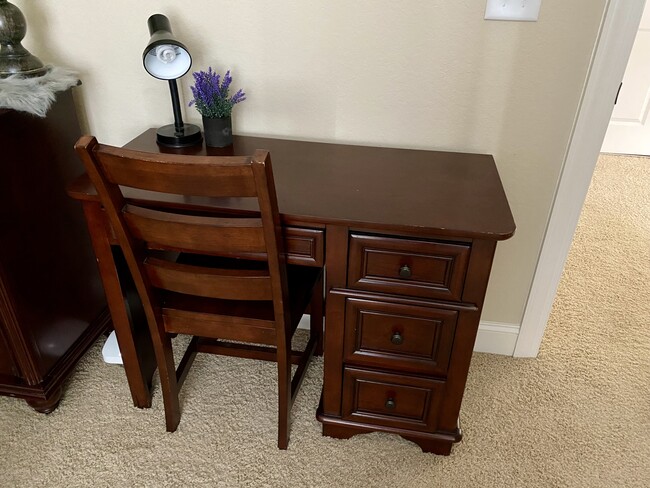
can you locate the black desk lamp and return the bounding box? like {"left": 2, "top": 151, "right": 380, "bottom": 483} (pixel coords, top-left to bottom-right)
{"left": 142, "top": 14, "right": 201, "bottom": 147}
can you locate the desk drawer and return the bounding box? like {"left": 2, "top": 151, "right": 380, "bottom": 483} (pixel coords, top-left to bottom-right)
{"left": 342, "top": 367, "right": 444, "bottom": 432}
{"left": 348, "top": 234, "right": 470, "bottom": 301}
{"left": 343, "top": 296, "right": 457, "bottom": 376}
{"left": 284, "top": 227, "right": 324, "bottom": 267}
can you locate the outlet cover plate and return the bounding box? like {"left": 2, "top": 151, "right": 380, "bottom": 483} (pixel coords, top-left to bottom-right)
{"left": 485, "top": 0, "right": 541, "bottom": 22}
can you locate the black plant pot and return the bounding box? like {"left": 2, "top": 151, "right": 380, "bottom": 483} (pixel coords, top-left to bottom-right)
{"left": 202, "top": 116, "right": 233, "bottom": 147}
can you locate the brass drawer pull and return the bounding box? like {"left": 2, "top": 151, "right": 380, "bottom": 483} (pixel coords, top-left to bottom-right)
{"left": 390, "top": 331, "right": 403, "bottom": 345}
{"left": 398, "top": 264, "right": 411, "bottom": 279}
{"left": 385, "top": 398, "right": 396, "bottom": 410}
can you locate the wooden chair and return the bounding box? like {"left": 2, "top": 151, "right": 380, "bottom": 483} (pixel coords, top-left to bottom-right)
{"left": 75, "top": 136, "right": 324, "bottom": 449}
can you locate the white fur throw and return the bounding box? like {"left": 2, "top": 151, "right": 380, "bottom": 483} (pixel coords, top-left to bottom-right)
{"left": 0, "top": 66, "right": 79, "bottom": 117}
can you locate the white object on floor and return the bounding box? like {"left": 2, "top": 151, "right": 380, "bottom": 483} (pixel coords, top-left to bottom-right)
{"left": 102, "top": 331, "right": 123, "bottom": 365}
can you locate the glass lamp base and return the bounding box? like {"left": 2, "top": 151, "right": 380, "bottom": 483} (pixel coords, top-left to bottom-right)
{"left": 156, "top": 123, "right": 202, "bottom": 147}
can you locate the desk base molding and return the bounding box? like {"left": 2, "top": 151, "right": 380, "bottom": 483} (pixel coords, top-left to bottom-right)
{"left": 317, "top": 401, "right": 462, "bottom": 455}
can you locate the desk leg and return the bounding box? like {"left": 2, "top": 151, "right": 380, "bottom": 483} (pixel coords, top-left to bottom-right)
{"left": 321, "top": 225, "right": 349, "bottom": 417}
{"left": 82, "top": 201, "right": 156, "bottom": 408}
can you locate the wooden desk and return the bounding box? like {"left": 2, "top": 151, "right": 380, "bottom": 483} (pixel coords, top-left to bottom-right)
{"left": 67, "top": 129, "right": 515, "bottom": 454}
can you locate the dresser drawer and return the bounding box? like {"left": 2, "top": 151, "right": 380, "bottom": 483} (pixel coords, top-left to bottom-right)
{"left": 342, "top": 296, "right": 458, "bottom": 376}
{"left": 348, "top": 234, "right": 470, "bottom": 301}
{"left": 342, "top": 367, "right": 444, "bottom": 432}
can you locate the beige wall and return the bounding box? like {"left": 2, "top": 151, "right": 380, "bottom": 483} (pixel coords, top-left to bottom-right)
{"left": 14, "top": 0, "right": 607, "bottom": 327}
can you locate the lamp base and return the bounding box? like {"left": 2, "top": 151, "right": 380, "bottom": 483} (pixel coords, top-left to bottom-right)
{"left": 156, "top": 123, "right": 202, "bottom": 147}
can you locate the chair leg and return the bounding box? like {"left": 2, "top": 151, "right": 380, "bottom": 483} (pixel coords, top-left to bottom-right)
{"left": 276, "top": 332, "right": 292, "bottom": 449}
{"left": 151, "top": 332, "right": 181, "bottom": 432}
{"left": 310, "top": 273, "right": 324, "bottom": 357}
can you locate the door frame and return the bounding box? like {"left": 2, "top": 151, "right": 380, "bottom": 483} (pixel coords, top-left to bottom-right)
{"left": 514, "top": 0, "right": 646, "bottom": 357}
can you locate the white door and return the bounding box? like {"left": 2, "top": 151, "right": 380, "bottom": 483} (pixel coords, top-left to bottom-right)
{"left": 601, "top": 2, "right": 650, "bottom": 154}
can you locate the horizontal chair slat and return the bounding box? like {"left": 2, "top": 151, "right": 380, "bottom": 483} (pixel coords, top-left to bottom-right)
{"left": 163, "top": 309, "right": 277, "bottom": 345}
{"left": 96, "top": 146, "right": 257, "bottom": 197}
{"left": 195, "top": 339, "right": 306, "bottom": 365}
{"left": 145, "top": 257, "right": 273, "bottom": 301}
{"left": 124, "top": 205, "right": 267, "bottom": 254}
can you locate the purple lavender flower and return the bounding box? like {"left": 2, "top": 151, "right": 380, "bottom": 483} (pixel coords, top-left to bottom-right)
{"left": 188, "top": 67, "right": 246, "bottom": 118}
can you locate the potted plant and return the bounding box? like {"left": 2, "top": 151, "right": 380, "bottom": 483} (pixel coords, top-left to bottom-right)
{"left": 189, "top": 68, "right": 246, "bottom": 147}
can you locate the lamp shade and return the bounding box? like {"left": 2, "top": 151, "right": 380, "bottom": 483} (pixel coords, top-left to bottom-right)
{"left": 142, "top": 14, "right": 191, "bottom": 80}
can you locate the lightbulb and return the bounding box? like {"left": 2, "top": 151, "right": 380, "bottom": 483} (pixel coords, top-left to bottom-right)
{"left": 143, "top": 43, "right": 191, "bottom": 80}
{"left": 155, "top": 44, "right": 178, "bottom": 64}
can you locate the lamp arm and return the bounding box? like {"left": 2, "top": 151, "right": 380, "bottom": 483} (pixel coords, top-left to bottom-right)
{"left": 168, "top": 79, "right": 184, "bottom": 133}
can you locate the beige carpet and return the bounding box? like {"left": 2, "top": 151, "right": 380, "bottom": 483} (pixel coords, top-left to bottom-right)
{"left": 1, "top": 154, "right": 648, "bottom": 487}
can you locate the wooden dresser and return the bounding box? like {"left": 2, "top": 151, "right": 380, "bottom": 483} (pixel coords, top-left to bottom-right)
{"left": 68, "top": 130, "right": 515, "bottom": 453}
{"left": 0, "top": 88, "right": 109, "bottom": 412}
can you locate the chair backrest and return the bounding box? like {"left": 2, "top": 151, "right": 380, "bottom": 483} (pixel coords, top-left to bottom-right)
{"left": 75, "top": 136, "right": 290, "bottom": 329}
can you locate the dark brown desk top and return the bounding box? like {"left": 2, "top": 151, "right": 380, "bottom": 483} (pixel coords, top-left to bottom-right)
{"left": 67, "top": 129, "right": 515, "bottom": 240}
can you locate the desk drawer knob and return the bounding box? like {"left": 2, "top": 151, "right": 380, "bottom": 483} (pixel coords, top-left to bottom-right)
{"left": 398, "top": 265, "right": 412, "bottom": 279}
{"left": 385, "top": 398, "right": 396, "bottom": 410}
{"left": 390, "top": 332, "right": 403, "bottom": 345}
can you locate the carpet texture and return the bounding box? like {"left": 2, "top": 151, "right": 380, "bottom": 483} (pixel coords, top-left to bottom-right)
{"left": 1, "top": 154, "right": 648, "bottom": 487}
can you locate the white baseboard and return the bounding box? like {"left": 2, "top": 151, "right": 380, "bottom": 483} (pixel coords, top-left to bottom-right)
{"left": 474, "top": 321, "right": 520, "bottom": 356}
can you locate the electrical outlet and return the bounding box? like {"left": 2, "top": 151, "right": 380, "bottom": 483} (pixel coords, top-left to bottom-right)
{"left": 485, "top": 0, "right": 541, "bottom": 22}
